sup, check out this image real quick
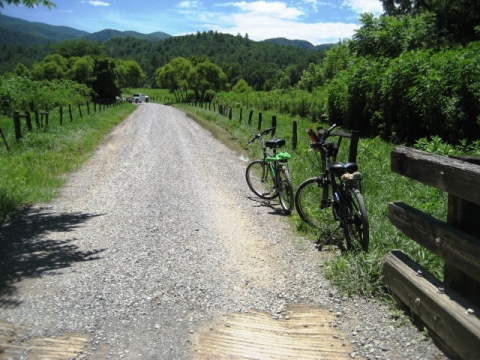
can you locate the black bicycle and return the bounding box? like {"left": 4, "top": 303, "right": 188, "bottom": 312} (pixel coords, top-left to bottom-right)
{"left": 245, "top": 127, "right": 294, "bottom": 214}
{"left": 295, "top": 124, "right": 369, "bottom": 251}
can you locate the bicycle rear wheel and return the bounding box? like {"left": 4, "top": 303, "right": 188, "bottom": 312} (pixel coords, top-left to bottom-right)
{"left": 295, "top": 177, "right": 338, "bottom": 240}
{"left": 344, "top": 188, "right": 369, "bottom": 252}
{"left": 245, "top": 160, "right": 277, "bottom": 199}
{"left": 278, "top": 166, "right": 294, "bottom": 214}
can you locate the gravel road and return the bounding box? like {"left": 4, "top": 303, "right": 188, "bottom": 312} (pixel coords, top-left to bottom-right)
{"left": 0, "top": 103, "right": 447, "bottom": 359}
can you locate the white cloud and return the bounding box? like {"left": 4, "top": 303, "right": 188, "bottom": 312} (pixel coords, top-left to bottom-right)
{"left": 81, "top": 1, "right": 110, "bottom": 7}
{"left": 198, "top": 1, "right": 359, "bottom": 44}
{"left": 209, "top": 11, "right": 357, "bottom": 44}
{"left": 178, "top": 1, "right": 202, "bottom": 9}
{"left": 231, "top": 1, "right": 304, "bottom": 20}
{"left": 343, "top": 0, "right": 383, "bottom": 14}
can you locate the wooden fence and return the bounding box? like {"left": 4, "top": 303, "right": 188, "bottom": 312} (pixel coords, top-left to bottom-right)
{"left": 383, "top": 146, "right": 480, "bottom": 360}
{"left": 1, "top": 100, "right": 124, "bottom": 150}
{"left": 189, "top": 101, "right": 304, "bottom": 149}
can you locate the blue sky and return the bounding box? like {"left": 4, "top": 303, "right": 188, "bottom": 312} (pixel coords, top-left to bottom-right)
{"left": 1, "top": 0, "right": 384, "bottom": 45}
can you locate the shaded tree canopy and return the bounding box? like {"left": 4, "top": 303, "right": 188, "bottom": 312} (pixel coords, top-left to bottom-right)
{"left": 0, "top": 0, "right": 55, "bottom": 8}
{"left": 380, "top": 0, "right": 480, "bottom": 43}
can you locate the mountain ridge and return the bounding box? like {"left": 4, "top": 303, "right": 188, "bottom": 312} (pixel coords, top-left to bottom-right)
{"left": 0, "top": 13, "right": 331, "bottom": 50}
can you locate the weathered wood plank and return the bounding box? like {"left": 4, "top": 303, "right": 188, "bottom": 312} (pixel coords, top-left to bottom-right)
{"left": 388, "top": 201, "right": 480, "bottom": 283}
{"left": 382, "top": 250, "right": 480, "bottom": 360}
{"left": 391, "top": 146, "right": 480, "bottom": 205}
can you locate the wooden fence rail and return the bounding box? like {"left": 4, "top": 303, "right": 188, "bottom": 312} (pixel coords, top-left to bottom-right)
{"left": 383, "top": 146, "right": 480, "bottom": 360}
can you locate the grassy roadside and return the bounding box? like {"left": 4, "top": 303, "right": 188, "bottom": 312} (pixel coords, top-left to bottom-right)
{"left": 0, "top": 102, "right": 136, "bottom": 221}
{"left": 175, "top": 103, "right": 446, "bottom": 298}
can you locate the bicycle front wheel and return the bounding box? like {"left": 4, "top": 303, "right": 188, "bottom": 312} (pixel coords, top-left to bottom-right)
{"left": 295, "top": 178, "right": 337, "bottom": 237}
{"left": 344, "top": 188, "right": 369, "bottom": 252}
{"left": 245, "top": 160, "right": 277, "bottom": 199}
{"left": 278, "top": 166, "right": 294, "bottom": 214}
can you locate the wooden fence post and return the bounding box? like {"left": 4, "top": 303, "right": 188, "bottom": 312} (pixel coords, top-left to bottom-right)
{"left": 59, "top": 106, "right": 63, "bottom": 126}
{"left": 69, "top": 104, "right": 73, "bottom": 122}
{"left": 87, "top": 102, "right": 90, "bottom": 115}
{"left": 25, "top": 111, "right": 32, "bottom": 131}
{"left": 0, "top": 128, "right": 10, "bottom": 151}
{"left": 348, "top": 131, "right": 359, "bottom": 163}
{"left": 13, "top": 112, "right": 22, "bottom": 141}
{"left": 35, "top": 110, "right": 40, "bottom": 128}
{"left": 445, "top": 157, "right": 480, "bottom": 304}
{"left": 257, "top": 112, "right": 262, "bottom": 130}
{"left": 239, "top": 108, "right": 243, "bottom": 123}
{"left": 248, "top": 110, "right": 253, "bottom": 125}
{"left": 78, "top": 104, "right": 83, "bottom": 118}
{"left": 228, "top": 107, "right": 232, "bottom": 120}
{"left": 271, "top": 115, "right": 277, "bottom": 130}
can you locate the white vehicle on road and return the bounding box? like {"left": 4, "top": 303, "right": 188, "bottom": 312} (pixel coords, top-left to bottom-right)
{"left": 132, "top": 93, "right": 149, "bottom": 103}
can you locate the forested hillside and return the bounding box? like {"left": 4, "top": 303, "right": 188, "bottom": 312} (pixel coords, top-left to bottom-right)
{"left": 103, "top": 32, "right": 324, "bottom": 89}
{"left": 0, "top": 21, "right": 326, "bottom": 90}
{"left": 1, "top": 0, "right": 480, "bottom": 146}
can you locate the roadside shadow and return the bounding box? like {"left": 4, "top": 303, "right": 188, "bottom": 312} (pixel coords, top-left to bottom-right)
{"left": 246, "top": 196, "right": 290, "bottom": 216}
{"left": 0, "top": 206, "right": 106, "bottom": 307}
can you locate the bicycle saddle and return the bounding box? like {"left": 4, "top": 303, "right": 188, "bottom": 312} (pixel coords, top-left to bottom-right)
{"left": 329, "top": 162, "right": 358, "bottom": 176}
{"left": 265, "top": 139, "right": 286, "bottom": 149}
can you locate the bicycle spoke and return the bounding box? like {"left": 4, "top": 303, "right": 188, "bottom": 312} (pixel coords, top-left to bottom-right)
{"left": 344, "top": 188, "right": 369, "bottom": 251}
{"left": 295, "top": 177, "right": 339, "bottom": 242}
{"left": 278, "top": 166, "right": 294, "bottom": 214}
{"left": 246, "top": 160, "right": 277, "bottom": 200}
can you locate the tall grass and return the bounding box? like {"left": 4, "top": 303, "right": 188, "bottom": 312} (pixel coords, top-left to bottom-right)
{"left": 0, "top": 102, "right": 136, "bottom": 221}
{"left": 176, "top": 102, "right": 448, "bottom": 298}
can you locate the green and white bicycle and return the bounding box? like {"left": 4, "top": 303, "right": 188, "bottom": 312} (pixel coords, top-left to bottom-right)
{"left": 245, "top": 127, "right": 294, "bottom": 214}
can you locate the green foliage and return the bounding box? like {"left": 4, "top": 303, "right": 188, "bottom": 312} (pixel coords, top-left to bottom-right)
{"left": 380, "top": 0, "right": 480, "bottom": 44}
{"left": 90, "top": 56, "right": 121, "bottom": 100}
{"left": 105, "top": 31, "right": 322, "bottom": 89}
{"left": 117, "top": 59, "right": 145, "bottom": 88}
{"left": 51, "top": 39, "right": 105, "bottom": 58}
{"left": 155, "top": 57, "right": 193, "bottom": 102}
{"left": 189, "top": 61, "right": 227, "bottom": 99}
{"left": 156, "top": 57, "right": 227, "bottom": 102}
{"left": 0, "top": 0, "right": 55, "bottom": 8}
{"left": 0, "top": 76, "right": 91, "bottom": 115}
{"left": 350, "top": 12, "right": 441, "bottom": 58}
{"left": 232, "top": 78, "right": 252, "bottom": 94}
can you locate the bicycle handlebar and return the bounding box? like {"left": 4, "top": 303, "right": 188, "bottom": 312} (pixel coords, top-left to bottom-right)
{"left": 310, "top": 123, "right": 338, "bottom": 151}
{"left": 320, "top": 123, "right": 338, "bottom": 141}
{"left": 248, "top": 127, "right": 276, "bottom": 144}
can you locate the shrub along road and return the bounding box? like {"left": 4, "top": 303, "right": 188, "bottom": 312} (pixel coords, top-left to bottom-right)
{"left": 0, "top": 103, "right": 446, "bottom": 359}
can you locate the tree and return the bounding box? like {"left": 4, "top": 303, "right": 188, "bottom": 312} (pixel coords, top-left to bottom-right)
{"left": 155, "top": 57, "right": 193, "bottom": 102}
{"left": 90, "top": 56, "right": 121, "bottom": 101}
{"left": 68, "top": 56, "right": 94, "bottom": 84}
{"left": 0, "top": 0, "right": 55, "bottom": 8}
{"left": 30, "top": 53, "right": 68, "bottom": 81}
{"left": 232, "top": 78, "right": 252, "bottom": 94}
{"left": 14, "top": 63, "right": 30, "bottom": 78}
{"left": 189, "top": 61, "right": 227, "bottom": 100}
{"left": 117, "top": 60, "right": 145, "bottom": 88}
{"left": 350, "top": 12, "right": 439, "bottom": 58}
{"left": 380, "top": 0, "right": 480, "bottom": 43}
{"left": 51, "top": 39, "right": 105, "bottom": 58}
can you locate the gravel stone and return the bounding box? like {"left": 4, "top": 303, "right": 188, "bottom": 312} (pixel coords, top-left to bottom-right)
{"left": 0, "top": 103, "right": 447, "bottom": 359}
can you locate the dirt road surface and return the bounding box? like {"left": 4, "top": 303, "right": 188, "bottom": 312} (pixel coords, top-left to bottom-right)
{"left": 0, "top": 104, "right": 446, "bottom": 359}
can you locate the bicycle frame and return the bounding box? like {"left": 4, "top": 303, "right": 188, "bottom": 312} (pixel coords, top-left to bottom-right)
{"left": 311, "top": 125, "right": 364, "bottom": 244}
